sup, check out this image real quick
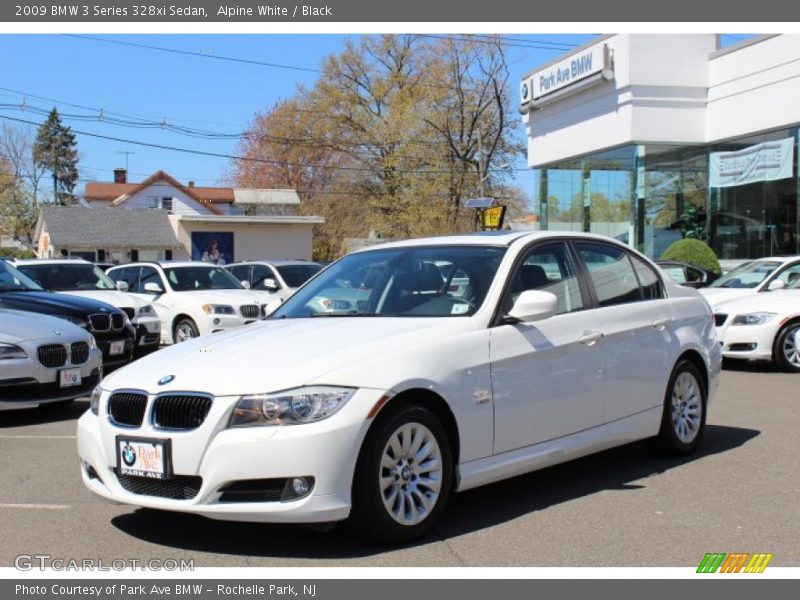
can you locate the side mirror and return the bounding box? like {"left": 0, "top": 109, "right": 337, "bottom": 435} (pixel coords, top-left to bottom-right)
{"left": 116, "top": 281, "right": 129, "bottom": 292}
{"left": 143, "top": 282, "right": 164, "bottom": 294}
{"left": 241, "top": 280, "right": 251, "bottom": 289}
{"left": 262, "top": 277, "right": 279, "bottom": 291}
{"left": 768, "top": 279, "right": 786, "bottom": 291}
{"left": 505, "top": 290, "right": 558, "bottom": 323}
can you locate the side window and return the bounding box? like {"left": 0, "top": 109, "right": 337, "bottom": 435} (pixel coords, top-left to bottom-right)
{"left": 684, "top": 266, "right": 704, "bottom": 283}
{"left": 229, "top": 265, "right": 250, "bottom": 283}
{"left": 774, "top": 263, "right": 800, "bottom": 286}
{"left": 111, "top": 267, "right": 139, "bottom": 291}
{"left": 507, "top": 242, "right": 584, "bottom": 315}
{"left": 137, "top": 267, "right": 161, "bottom": 293}
{"left": 252, "top": 265, "right": 274, "bottom": 290}
{"left": 630, "top": 255, "right": 663, "bottom": 300}
{"left": 575, "top": 243, "right": 642, "bottom": 307}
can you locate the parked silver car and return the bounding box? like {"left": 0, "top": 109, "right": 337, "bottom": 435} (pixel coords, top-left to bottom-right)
{"left": 0, "top": 308, "right": 103, "bottom": 410}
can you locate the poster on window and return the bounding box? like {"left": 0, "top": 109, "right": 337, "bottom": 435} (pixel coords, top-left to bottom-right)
{"left": 191, "top": 232, "right": 234, "bottom": 265}
{"left": 709, "top": 137, "right": 795, "bottom": 188}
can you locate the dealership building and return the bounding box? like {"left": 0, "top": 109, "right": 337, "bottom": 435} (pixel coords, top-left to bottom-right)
{"left": 521, "top": 34, "right": 800, "bottom": 261}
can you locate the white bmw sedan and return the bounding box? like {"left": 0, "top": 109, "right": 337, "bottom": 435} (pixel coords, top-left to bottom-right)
{"left": 78, "top": 231, "right": 721, "bottom": 542}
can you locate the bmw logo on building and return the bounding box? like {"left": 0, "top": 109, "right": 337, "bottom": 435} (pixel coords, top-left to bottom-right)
{"left": 522, "top": 82, "right": 529, "bottom": 100}
{"left": 158, "top": 375, "right": 175, "bottom": 386}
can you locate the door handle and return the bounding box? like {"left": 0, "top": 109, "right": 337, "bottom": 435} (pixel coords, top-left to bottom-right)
{"left": 652, "top": 317, "right": 670, "bottom": 330}
{"left": 579, "top": 331, "right": 604, "bottom": 346}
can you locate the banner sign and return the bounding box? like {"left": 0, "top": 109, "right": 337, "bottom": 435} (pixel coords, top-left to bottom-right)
{"left": 481, "top": 205, "right": 507, "bottom": 230}
{"left": 709, "top": 137, "right": 795, "bottom": 188}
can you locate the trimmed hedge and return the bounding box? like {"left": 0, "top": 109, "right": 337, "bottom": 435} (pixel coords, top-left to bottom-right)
{"left": 661, "top": 238, "right": 721, "bottom": 275}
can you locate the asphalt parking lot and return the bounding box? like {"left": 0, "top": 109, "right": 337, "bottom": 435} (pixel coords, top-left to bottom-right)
{"left": 0, "top": 362, "right": 797, "bottom": 568}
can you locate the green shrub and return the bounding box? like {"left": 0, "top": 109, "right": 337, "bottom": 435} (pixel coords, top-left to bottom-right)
{"left": 661, "top": 238, "right": 721, "bottom": 275}
{"left": 0, "top": 247, "right": 36, "bottom": 259}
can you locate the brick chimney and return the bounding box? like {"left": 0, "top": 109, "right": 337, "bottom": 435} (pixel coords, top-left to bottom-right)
{"left": 113, "top": 168, "right": 127, "bottom": 184}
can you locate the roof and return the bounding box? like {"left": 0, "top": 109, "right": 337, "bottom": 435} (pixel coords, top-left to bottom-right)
{"left": 232, "top": 189, "right": 300, "bottom": 205}
{"left": 36, "top": 207, "right": 182, "bottom": 249}
{"left": 228, "top": 259, "right": 321, "bottom": 267}
{"left": 173, "top": 214, "right": 324, "bottom": 225}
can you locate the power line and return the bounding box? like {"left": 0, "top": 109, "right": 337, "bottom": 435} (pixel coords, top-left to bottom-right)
{"left": 0, "top": 114, "right": 526, "bottom": 176}
{"left": 418, "top": 34, "right": 576, "bottom": 51}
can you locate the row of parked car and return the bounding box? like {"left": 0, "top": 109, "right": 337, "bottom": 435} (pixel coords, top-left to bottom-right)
{"left": 0, "top": 257, "right": 322, "bottom": 410}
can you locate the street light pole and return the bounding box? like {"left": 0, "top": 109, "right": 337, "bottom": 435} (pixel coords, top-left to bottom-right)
{"left": 478, "top": 128, "right": 485, "bottom": 198}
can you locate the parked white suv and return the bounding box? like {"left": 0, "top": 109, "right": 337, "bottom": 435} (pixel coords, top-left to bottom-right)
{"left": 1, "top": 308, "right": 102, "bottom": 410}
{"left": 106, "top": 261, "right": 268, "bottom": 344}
{"left": 79, "top": 232, "right": 720, "bottom": 542}
{"left": 226, "top": 260, "right": 323, "bottom": 303}
{"left": 14, "top": 259, "right": 161, "bottom": 353}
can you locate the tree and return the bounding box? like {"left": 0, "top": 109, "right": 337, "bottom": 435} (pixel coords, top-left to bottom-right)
{"left": 33, "top": 108, "right": 79, "bottom": 205}
{"left": 0, "top": 123, "right": 46, "bottom": 242}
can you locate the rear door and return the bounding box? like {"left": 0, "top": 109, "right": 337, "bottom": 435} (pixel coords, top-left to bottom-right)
{"left": 573, "top": 242, "right": 673, "bottom": 422}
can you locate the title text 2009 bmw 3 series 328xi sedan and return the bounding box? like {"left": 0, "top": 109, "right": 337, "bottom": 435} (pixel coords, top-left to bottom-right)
{"left": 77, "top": 231, "right": 721, "bottom": 542}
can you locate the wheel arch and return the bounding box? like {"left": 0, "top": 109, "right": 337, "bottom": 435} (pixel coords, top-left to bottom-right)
{"left": 171, "top": 313, "right": 197, "bottom": 339}
{"left": 676, "top": 349, "right": 709, "bottom": 397}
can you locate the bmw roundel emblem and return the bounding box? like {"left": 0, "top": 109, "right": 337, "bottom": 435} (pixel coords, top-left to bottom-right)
{"left": 158, "top": 375, "right": 175, "bottom": 386}
{"left": 122, "top": 445, "right": 136, "bottom": 467}
{"left": 522, "top": 82, "right": 529, "bottom": 100}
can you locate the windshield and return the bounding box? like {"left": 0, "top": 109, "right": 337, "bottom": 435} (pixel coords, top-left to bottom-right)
{"left": 271, "top": 245, "right": 507, "bottom": 318}
{"left": 0, "top": 260, "right": 44, "bottom": 292}
{"left": 276, "top": 264, "right": 323, "bottom": 288}
{"left": 709, "top": 261, "right": 781, "bottom": 289}
{"left": 164, "top": 266, "right": 244, "bottom": 292}
{"left": 17, "top": 263, "right": 117, "bottom": 292}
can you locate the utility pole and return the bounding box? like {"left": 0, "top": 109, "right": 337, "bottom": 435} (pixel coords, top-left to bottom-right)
{"left": 51, "top": 146, "right": 58, "bottom": 204}
{"left": 117, "top": 150, "right": 135, "bottom": 171}
{"left": 478, "top": 128, "right": 485, "bottom": 198}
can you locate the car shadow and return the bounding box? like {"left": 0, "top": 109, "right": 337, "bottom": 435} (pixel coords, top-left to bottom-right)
{"left": 0, "top": 398, "right": 89, "bottom": 428}
{"left": 110, "top": 423, "right": 759, "bottom": 560}
{"left": 722, "top": 358, "right": 782, "bottom": 374}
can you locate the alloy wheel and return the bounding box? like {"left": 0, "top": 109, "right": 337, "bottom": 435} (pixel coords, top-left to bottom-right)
{"left": 671, "top": 371, "right": 702, "bottom": 444}
{"left": 781, "top": 326, "right": 800, "bottom": 368}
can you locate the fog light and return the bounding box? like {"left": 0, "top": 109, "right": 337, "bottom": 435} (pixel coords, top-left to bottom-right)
{"left": 213, "top": 318, "right": 221, "bottom": 325}
{"left": 291, "top": 477, "right": 310, "bottom": 497}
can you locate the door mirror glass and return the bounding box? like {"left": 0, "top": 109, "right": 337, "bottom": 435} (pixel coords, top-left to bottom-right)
{"left": 262, "top": 277, "right": 279, "bottom": 291}
{"left": 143, "top": 281, "right": 164, "bottom": 294}
{"left": 506, "top": 290, "right": 558, "bottom": 323}
{"left": 116, "top": 280, "right": 129, "bottom": 292}
{"left": 768, "top": 279, "right": 786, "bottom": 291}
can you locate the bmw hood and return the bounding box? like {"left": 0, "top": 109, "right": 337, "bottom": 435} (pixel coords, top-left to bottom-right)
{"left": 174, "top": 290, "right": 265, "bottom": 306}
{"left": 59, "top": 290, "right": 143, "bottom": 309}
{"left": 0, "top": 290, "right": 121, "bottom": 317}
{"left": 101, "top": 317, "right": 475, "bottom": 395}
{"left": 698, "top": 287, "right": 754, "bottom": 310}
{"left": 711, "top": 289, "right": 800, "bottom": 316}
{"left": 0, "top": 308, "right": 88, "bottom": 344}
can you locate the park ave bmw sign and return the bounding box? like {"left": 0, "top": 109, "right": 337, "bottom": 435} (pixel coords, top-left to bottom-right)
{"left": 521, "top": 42, "right": 613, "bottom": 104}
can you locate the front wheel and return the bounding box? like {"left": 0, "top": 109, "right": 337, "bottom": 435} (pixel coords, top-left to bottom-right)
{"left": 773, "top": 322, "right": 800, "bottom": 373}
{"left": 173, "top": 318, "right": 199, "bottom": 343}
{"left": 350, "top": 404, "right": 453, "bottom": 543}
{"left": 656, "top": 360, "right": 706, "bottom": 455}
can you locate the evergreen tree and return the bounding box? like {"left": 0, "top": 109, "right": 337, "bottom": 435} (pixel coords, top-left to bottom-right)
{"left": 33, "top": 108, "right": 79, "bottom": 205}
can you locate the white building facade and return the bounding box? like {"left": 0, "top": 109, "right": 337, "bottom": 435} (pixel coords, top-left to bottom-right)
{"left": 521, "top": 34, "right": 800, "bottom": 260}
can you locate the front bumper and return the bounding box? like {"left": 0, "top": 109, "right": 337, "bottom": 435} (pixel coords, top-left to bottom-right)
{"left": 133, "top": 316, "right": 161, "bottom": 347}
{"left": 715, "top": 320, "right": 779, "bottom": 361}
{"left": 0, "top": 348, "right": 102, "bottom": 410}
{"left": 77, "top": 387, "right": 385, "bottom": 523}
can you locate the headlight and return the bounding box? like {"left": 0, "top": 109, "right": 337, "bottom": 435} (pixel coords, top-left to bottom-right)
{"left": 732, "top": 312, "right": 777, "bottom": 326}
{"left": 0, "top": 343, "right": 27, "bottom": 360}
{"left": 138, "top": 305, "right": 153, "bottom": 316}
{"left": 90, "top": 384, "right": 102, "bottom": 415}
{"left": 230, "top": 386, "right": 357, "bottom": 427}
{"left": 60, "top": 315, "right": 88, "bottom": 328}
{"left": 202, "top": 304, "right": 236, "bottom": 315}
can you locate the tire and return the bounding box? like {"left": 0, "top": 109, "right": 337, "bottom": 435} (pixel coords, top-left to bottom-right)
{"left": 773, "top": 322, "right": 800, "bottom": 373}
{"left": 173, "top": 318, "right": 199, "bottom": 344}
{"left": 656, "top": 360, "right": 707, "bottom": 456}
{"left": 350, "top": 403, "right": 454, "bottom": 543}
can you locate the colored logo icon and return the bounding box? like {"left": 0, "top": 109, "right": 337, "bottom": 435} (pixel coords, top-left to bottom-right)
{"left": 697, "top": 552, "right": 773, "bottom": 573}
{"left": 121, "top": 445, "right": 136, "bottom": 467}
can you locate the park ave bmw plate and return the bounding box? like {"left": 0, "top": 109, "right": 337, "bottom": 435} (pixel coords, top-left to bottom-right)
{"left": 116, "top": 437, "right": 171, "bottom": 479}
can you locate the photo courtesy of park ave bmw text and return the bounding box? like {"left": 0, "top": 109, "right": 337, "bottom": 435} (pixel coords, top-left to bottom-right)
{"left": 0, "top": 0, "right": 799, "bottom": 596}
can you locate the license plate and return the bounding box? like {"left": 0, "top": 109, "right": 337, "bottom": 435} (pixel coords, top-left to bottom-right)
{"left": 109, "top": 340, "right": 125, "bottom": 355}
{"left": 117, "top": 437, "right": 171, "bottom": 479}
{"left": 59, "top": 368, "right": 81, "bottom": 388}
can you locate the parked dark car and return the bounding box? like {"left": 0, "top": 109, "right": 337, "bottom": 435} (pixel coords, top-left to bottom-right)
{"left": 656, "top": 260, "right": 719, "bottom": 288}
{"left": 0, "top": 260, "right": 135, "bottom": 370}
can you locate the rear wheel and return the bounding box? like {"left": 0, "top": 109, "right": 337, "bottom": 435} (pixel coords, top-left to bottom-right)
{"left": 173, "top": 318, "right": 199, "bottom": 343}
{"left": 656, "top": 360, "right": 706, "bottom": 455}
{"left": 350, "top": 404, "right": 453, "bottom": 543}
{"left": 773, "top": 322, "right": 800, "bottom": 373}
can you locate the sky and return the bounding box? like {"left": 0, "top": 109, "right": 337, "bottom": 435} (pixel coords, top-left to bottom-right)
{"left": 0, "top": 33, "right": 747, "bottom": 202}
{"left": 0, "top": 33, "right": 597, "bottom": 199}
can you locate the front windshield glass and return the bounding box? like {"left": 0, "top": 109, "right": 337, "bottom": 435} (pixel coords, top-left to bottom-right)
{"left": 0, "top": 260, "right": 44, "bottom": 292}
{"left": 164, "top": 266, "right": 244, "bottom": 291}
{"left": 276, "top": 264, "right": 322, "bottom": 288}
{"left": 17, "top": 263, "right": 117, "bottom": 291}
{"left": 709, "top": 261, "right": 780, "bottom": 289}
{"left": 271, "top": 245, "right": 507, "bottom": 318}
